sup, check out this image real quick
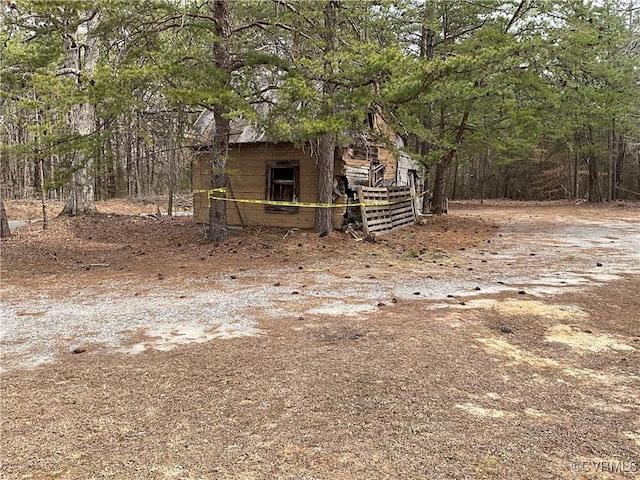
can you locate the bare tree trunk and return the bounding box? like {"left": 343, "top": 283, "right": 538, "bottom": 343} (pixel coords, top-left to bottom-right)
{"left": 0, "top": 196, "right": 10, "bottom": 238}
{"left": 431, "top": 109, "right": 470, "bottom": 214}
{"left": 62, "top": 104, "right": 98, "bottom": 215}
{"left": 32, "top": 108, "right": 49, "bottom": 226}
{"left": 22, "top": 148, "right": 29, "bottom": 197}
{"left": 39, "top": 157, "right": 48, "bottom": 229}
{"left": 167, "top": 117, "right": 178, "bottom": 217}
{"left": 480, "top": 152, "right": 487, "bottom": 205}
{"left": 207, "top": 0, "right": 232, "bottom": 242}
{"left": 134, "top": 134, "right": 142, "bottom": 196}
{"left": 314, "top": 0, "right": 339, "bottom": 234}
{"left": 315, "top": 134, "right": 335, "bottom": 234}
{"left": 587, "top": 157, "right": 602, "bottom": 203}
{"left": 420, "top": 1, "right": 435, "bottom": 60}
{"left": 451, "top": 158, "right": 459, "bottom": 200}
{"left": 609, "top": 121, "right": 616, "bottom": 201}
{"left": 208, "top": 109, "right": 230, "bottom": 242}
{"left": 61, "top": 10, "right": 100, "bottom": 216}
{"left": 431, "top": 159, "right": 450, "bottom": 214}
{"left": 636, "top": 138, "right": 640, "bottom": 197}
{"left": 416, "top": 0, "right": 435, "bottom": 211}
{"left": 573, "top": 150, "right": 579, "bottom": 199}
{"left": 616, "top": 136, "right": 625, "bottom": 197}
{"left": 167, "top": 150, "right": 174, "bottom": 217}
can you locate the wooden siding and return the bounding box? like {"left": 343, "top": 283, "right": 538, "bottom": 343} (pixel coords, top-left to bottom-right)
{"left": 340, "top": 144, "right": 397, "bottom": 188}
{"left": 193, "top": 143, "right": 319, "bottom": 228}
{"left": 376, "top": 143, "right": 397, "bottom": 184}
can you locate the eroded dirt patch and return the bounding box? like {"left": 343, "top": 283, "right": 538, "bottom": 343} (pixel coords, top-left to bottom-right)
{"left": 545, "top": 324, "right": 636, "bottom": 353}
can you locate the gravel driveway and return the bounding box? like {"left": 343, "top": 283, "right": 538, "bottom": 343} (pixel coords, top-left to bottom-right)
{"left": 2, "top": 205, "right": 638, "bottom": 372}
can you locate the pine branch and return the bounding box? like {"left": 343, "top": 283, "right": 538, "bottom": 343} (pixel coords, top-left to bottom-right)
{"left": 55, "top": 67, "right": 81, "bottom": 77}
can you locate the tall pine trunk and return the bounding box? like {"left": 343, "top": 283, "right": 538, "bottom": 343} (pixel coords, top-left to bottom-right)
{"left": 417, "top": 0, "right": 435, "bottom": 214}
{"left": 315, "top": 134, "right": 335, "bottom": 234}
{"left": 208, "top": 110, "right": 230, "bottom": 242}
{"left": 431, "top": 158, "right": 450, "bottom": 214}
{"left": 0, "top": 196, "right": 10, "bottom": 238}
{"left": 586, "top": 127, "right": 602, "bottom": 203}
{"left": 315, "top": 1, "right": 339, "bottom": 234}
{"left": 431, "top": 110, "right": 470, "bottom": 214}
{"left": 61, "top": 10, "right": 100, "bottom": 216}
{"left": 608, "top": 120, "right": 616, "bottom": 201}
{"left": 573, "top": 149, "right": 579, "bottom": 199}
{"left": 587, "top": 157, "right": 602, "bottom": 203}
{"left": 62, "top": 103, "right": 98, "bottom": 215}
{"left": 207, "top": 0, "right": 232, "bottom": 242}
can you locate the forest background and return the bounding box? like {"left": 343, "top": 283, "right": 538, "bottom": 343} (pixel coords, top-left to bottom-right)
{"left": 1, "top": 0, "right": 639, "bottom": 238}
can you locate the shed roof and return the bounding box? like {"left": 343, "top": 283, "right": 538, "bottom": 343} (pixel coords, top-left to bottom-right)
{"left": 188, "top": 109, "right": 271, "bottom": 146}
{"left": 187, "top": 108, "right": 401, "bottom": 151}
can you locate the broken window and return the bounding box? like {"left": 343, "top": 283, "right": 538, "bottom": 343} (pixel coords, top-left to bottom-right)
{"left": 370, "top": 163, "right": 386, "bottom": 186}
{"left": 266, "top": 162, "right": 299, "bottom": 213}
{"left": 366, "top": 111, "right": 375, "bottom": 129}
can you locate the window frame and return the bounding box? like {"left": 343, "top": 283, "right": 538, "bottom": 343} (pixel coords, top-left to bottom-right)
{"left": 265, "top": 161, "right": 300, "bottom": 214}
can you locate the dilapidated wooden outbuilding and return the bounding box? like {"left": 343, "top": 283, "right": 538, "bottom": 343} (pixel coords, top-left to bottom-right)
{"left": 190, "top": 110, "right": 424, "bottom": 231}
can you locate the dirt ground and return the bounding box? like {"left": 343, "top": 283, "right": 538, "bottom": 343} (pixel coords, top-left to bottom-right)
{"left": 1, "top": 199, "right": 639, "bottom": 479}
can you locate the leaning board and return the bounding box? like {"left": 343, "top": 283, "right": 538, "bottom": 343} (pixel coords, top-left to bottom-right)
{"left": 388, "top": 186, "right": 416, "bottom": 230}
{"left": 357, "top": 186, "right": 415, "bottom": 235}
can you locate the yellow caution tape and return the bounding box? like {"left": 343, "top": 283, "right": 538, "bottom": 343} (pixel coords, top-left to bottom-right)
{"left": 193, "top": 188, "right": 228, "bottom": 194}
{"left": 209, "top": 195, "right": 367, "bottom": 208}
{"left": 193, "top": 188, "right": 429, "bottom": 208}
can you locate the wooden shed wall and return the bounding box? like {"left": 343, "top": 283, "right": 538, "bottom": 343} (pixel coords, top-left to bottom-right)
{"left": 193, "top": 149, "right": 212, "bottom": 224}
{"left": 193, "top": 143, "right": 319, "bottom": 228}
{"left": 372, "top": 113, "right": 399, "bottom": 184}
{"left": 339, "top": 145, "right": 397, "bottom": 187}
{"left": 377, "top": 146, "right": 397, "bottom": 184}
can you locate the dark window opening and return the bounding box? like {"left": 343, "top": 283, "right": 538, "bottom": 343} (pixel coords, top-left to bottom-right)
{"left": 366, "top": 111, "right": 375, "bottom": 129}
{"left": 266, "top": 163, "right": 299, "bottom": 213}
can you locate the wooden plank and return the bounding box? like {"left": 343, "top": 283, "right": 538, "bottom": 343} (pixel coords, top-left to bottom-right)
{"left": 389, "top": 197, "right": 411, "bottom": 204}
{"left": 367, "top": 222, "right": 393, "bottom": 231}
{"left": 390, "top": 210, "right": 414, "bottom": 218}
{"left": 388, "top": 186, "right": 412, "bottom": 193}
{"left": 388, "top": 186, "right": 415, "bottom": 230}
{"left": 391, "top": 216, "right": 414, "bottom": 223}
{"left": 391, "top": 217, "right": 414, "bottom": 227}
{"left": 357, "top": 184, "right": 417, "bottom": 235}
{"left": 391, "top": 206, "right": 414, "bottom": 215}
{"left": 363, "top": 211, "right": 389, "bottom": 218}
{"left": 391, "top": 210, "right": 415, "bottom": 227}
{"left": 388, "top": 188, "right": 412, "bottom": 200}
{"left": 390, "top": 203, "right": 413, "bottom": 212}
{"left": 389, "top": 200, "right": 412, "bottom": 206}
{"left": 357, "top": 186, "right": 370, "bottom": 234}
{"left": 367, "top": 218, "right": 394, "bottom": 227}
{"left": 365, "top": 215, "right": 391, "bottom": 222}
{"left": 358, "top": 186, "right": 392, "bottom": 234}
{"left": 389, "top": 204, "right": 412, "bottom": 211}
{"left": 389, "top": 200, "right": 411, "bottom": 208}
{"left": 390, "top": 206, "right": 414, "bottom": 216}
{"left": 391, "top": 217, "right": 415, "bottom": 226}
